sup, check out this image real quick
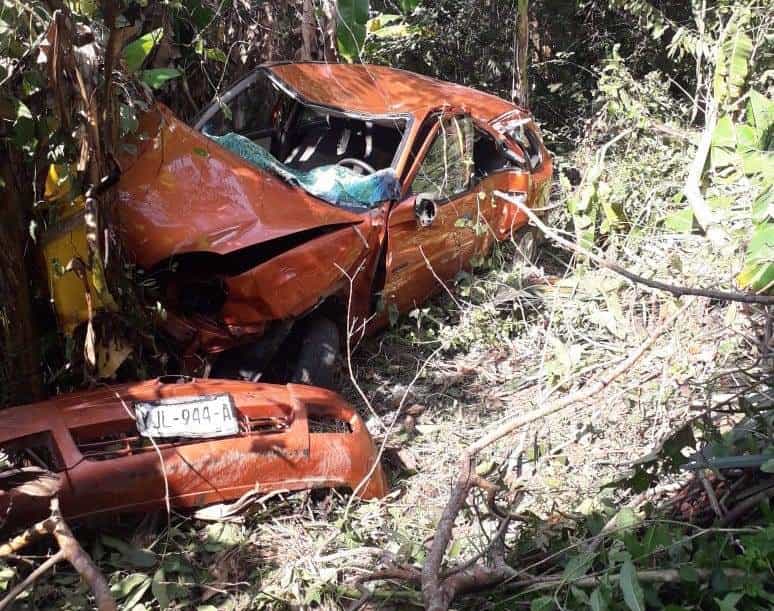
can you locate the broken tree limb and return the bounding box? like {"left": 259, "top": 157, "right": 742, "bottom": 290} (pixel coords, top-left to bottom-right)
{"left": 495, "top": 190, "right": 774, "bottom": 304}
{"left": 508, "top": 567, "right": 749, "bottom": 593}
{"left": 0, "top": 498, "right": 116, "bottom": 611}
{"left": 419, "top": 303, "right": 687, "bottom": 610}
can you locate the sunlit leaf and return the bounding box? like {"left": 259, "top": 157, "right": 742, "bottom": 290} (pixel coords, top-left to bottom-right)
{"left": 337, "top": 0, "right": 369, "bottom": 62}
{"left": 122, "top": 28, "right": 163, "bottom": 73}
{"left": 662, "top": 207, "right": 694, "bottom": 233}
{"left": 140, "top": 68, "right": 181, "bottom": 89}
{"left": 205, "top": 48, "right": 228, "bottom": 63}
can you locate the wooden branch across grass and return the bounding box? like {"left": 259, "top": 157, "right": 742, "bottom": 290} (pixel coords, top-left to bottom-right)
{"left": 415, "top": 300, "right": 689, "bottom": 610}
{"left": 0, "top": 498, "right": 116, "bottom": 611}
{"left": 494, "top": 190, "right": 774, "bottom": 304}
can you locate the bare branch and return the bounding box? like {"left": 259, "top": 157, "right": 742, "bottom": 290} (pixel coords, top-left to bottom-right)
{"left": 495, "top": 191, "right": 774, "bottom": 304}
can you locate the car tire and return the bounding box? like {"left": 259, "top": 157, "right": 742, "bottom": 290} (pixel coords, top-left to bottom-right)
{"left": 291, "top": 316, "right": 341, "bottom": 389}
{"left": 513, "top": 224, "right": 540, "bottom": 264}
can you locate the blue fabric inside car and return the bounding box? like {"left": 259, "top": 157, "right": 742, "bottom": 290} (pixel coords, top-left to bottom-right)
{"left": 209, "top": 132, "right": 401, "bottom": 208}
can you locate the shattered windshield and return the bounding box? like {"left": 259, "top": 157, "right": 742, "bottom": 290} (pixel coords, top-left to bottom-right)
{"left": 198, "top": 70, "right": 407, "bottom": 208}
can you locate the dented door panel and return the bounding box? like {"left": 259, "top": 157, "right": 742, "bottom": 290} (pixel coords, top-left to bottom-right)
{"left": 222, "top": 224, "right": 375, "bottom": 324}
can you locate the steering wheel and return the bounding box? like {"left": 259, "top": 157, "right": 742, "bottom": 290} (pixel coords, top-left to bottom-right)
{"left": 336, "top": 158, "right": 377, "bottom": 175}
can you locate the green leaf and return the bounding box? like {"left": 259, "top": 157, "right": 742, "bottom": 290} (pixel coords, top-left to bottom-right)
{"left": 337, "top": 0, "right": 369, "bottom": 62}
{"left": 564, "top": 552, "right": 595, "bottom": 581}
{"left": 619, "top": 560, "right": 645, "bottom": 611}
{"left": 111, "top": 573, "right": 150, "bottom": 599}
{"left": 152, "top": 568, "right": 169, "bottom": 609}
{"left": 530, "top": 596, "right": 554, "bottom": 611}
{"left": 590, "top": 587, "right": 608, "bottom": 611}
{"left": 737, "top": 261, "right": 774, "bottom": 293}
{"left": 678, "top": 565, "right": 699, "bottom": 582}
{"left": 715, "top": 592, "right": 744, "bottom": 611}
{"left": 399, "top": 0, "right": 420, "bottom": 13}
{"left": 205, "top": 48, "right": 228, "bottom": 63}
{"left": 712, "top": 115, "right": 737, "bottom": 148}
{"left": 11, "top": 97, "right": 32, "bottom": 121}
{"left": 140, "top": 68, "right": 181, "bottom": 89}
{"left": 761, "top": 458, "right": 774, "bottom": 473}
{"left": 203, "top": 522, "right": 243, "bottom": 551}
{"left": 101, "top": 535, "right": 157, "bottom": 568}
{"left": 713, "top": 10, "right": 753, "bottom": 105}
{"left": 122, "top": 28, "right": 164, "bottom": 73}
{"left": 663, "top": 207, "right": 694, "bottom": 233}
{"left": 747, "top": 90, "right": 774, "bottom": 142}
{"left": 122, "top": 574, "right": 151, "bottom": 610}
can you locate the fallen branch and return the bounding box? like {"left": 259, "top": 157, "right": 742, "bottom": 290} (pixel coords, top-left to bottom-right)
{"left": 509, "top": 567, "right": 749, "bottom": 593}
{"left": 0, "top": 498, "right": 115, "bottom": 611}
{"left": 418, "top": 302, "right": 688, "bottom": 610}
{"left": 495, "top": 191, "right": 774, "bottom": 304}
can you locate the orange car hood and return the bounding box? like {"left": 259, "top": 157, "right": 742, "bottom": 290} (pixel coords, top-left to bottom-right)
{"left": 116, "top": 105, "right": 364, "bottom": 268}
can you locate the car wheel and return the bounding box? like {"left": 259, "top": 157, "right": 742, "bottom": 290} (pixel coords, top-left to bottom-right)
{"left": 513, "top": 224, "right": 539, "bottom": 264}
{"left": 291, "top": 316, "right": 341, "bottom": 389}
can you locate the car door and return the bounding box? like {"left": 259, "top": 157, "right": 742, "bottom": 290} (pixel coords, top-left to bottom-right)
{"left": 381, "top": 113, "right": 478, "bottom": 315}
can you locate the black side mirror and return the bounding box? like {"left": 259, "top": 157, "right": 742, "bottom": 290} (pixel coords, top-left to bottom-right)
{"left": 414, "top": 192, "right": 438, "bottom": 227}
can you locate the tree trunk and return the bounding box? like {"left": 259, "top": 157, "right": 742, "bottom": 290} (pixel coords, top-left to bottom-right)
{"left": 301, "top": 0, "right": 317, "bottom": 60}
{"left": 0, "top": 151, "right": 43, "bottom": 406}
{"left": 514, "top": 0, "right": 529, "bottom": 106}
{"left": 320, "top": 0, "right": 338, "bottom": 62}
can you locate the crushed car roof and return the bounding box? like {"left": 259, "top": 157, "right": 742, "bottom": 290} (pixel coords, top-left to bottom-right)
{"left": 267, "top": 62, "right": 525, "bottom": 121}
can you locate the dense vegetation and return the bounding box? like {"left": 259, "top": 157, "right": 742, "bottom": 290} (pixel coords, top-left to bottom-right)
{"left": 1, "top": 1, "right": 772, "bottom": 610}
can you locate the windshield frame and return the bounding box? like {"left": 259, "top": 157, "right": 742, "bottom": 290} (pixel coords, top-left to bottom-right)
{"left": 193, "top": 67, "right": 414, "bottom": 173}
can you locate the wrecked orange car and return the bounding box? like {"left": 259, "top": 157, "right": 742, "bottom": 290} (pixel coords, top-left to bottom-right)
{"left": 0, "top": 377, "right": 386, "bottom": 530}
{"left": 116, "top": 62, "right": 552, "bottom": 384}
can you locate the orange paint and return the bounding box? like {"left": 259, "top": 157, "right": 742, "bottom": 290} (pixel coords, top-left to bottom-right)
{"left": 115, "top": 63, "right": 552, "bottom": 361}
{"left": 0, "top": 378, "right": 386, "bottom": 530}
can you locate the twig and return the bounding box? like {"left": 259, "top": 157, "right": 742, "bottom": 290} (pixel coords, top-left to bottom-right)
{"left": 419, "top": 301, "right": 688, "bottom": 610}
{"left": 718, "top": 482, "right": 774, "bottom": 526}
{"left": 0, "top": 550, "right": 65, "bottom": 611}
{"left": 0, "top": 498, "right": 116, "bottom": 611}
{"left": 509, "top": 567, "right": 749, "bottom": 593}
{"left": 494, "top": 191, "right": 774, "bottom": 304}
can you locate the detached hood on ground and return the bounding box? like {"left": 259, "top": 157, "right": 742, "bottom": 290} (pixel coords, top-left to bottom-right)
{"left": 116, "top": 105, "right": 364, "bottom": 269}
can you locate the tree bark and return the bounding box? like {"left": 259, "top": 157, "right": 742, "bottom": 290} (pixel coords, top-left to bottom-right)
{"left": 0, "top": 151, "right": 43, "bottom": 406}
{"left": 514, "top": 0, "right": 529, "bottom": 106}
{"left": 301, "top": 0, "right": 317, "bottom": 60}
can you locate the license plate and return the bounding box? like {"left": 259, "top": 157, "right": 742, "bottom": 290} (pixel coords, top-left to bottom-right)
{"left": 134, "top": 394, "right": 239, "bottom": 439}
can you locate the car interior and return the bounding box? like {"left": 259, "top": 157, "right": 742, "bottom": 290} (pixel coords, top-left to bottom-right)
{"left": 201, "top": 72, "right": 407, "bottom": 176}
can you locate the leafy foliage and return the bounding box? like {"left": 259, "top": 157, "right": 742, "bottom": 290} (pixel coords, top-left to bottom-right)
{"left": 337, "top": 0, "right": 370, "bottom": 61}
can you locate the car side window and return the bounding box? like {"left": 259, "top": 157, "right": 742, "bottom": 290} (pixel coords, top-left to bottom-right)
{"left": 411, "top": 115, "right": 474, "bottom": 199}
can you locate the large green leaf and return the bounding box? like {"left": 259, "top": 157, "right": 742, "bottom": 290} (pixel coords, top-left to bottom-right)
{"left": 619, "top": 560, "right": 645, "bottom": 611}
{"left": 752, "top": 184, "right": 774, "bottom": 224}
{"left": 747, "top": 90, "right": 774, "bottom": 146}
{"left": 399, "top": 0, "right": 420, "bottom": 13}
{"left": 122, "top": 28, "right": 164, "bottom": 73}
{"left": 140, "top": 68, "right": 181, "bottom": 89}
{"left": 337, "top": 0, "right": 369, "bottom": 62}
{"left": 738, "top": 222, "right": 774, "bottom": 292}
{"left": 713, "top": 11, "right": 752, "bottom": 105}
